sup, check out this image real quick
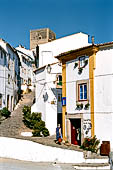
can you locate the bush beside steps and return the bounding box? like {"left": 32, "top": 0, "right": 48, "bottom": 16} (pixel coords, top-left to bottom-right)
{"left": 22, "top": 105, "right": 49, "bottom": 137}
{"left": 0, "top": 107, "right": 11, "bottom": 120}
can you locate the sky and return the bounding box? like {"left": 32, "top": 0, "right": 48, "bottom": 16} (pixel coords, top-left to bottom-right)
{"left": 0, "top": 0, "right": 113, "bottom": 49}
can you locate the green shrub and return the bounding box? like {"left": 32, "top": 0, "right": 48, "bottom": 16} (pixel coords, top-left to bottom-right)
{"left": 32, "top": 127, "right": 49, "bottom": 137}
{"left": 22, "top": 106, "right": 31, "bottom": 128}
{"left": 22, "top": 105, "right": 31, "bottom": 117}
{"left": 80, "top": 135, "right": 100, "bottom": 153}
{"left": 31, "top": 112, "right": 41, "bottom": 122}
{"left": 22, "top": 105, "right": 49, "bottom": 137}
{"left": 1, "top": 107, "right": 11, "bottom": 118}
{"left": 33, "top": 120, "right": 45, "bottom": 130}
{"left": 32, "top": 129, "right": 41, "bottom": 137}
{"left": 42, "top": 128, "right": 50, "bottom": 137}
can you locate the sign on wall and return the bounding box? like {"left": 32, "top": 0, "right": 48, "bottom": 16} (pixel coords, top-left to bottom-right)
{"left": 62, "top": 97, "right": 66, "bottom": 106}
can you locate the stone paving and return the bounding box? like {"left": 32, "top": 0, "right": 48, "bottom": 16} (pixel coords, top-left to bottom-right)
{"left": 0, "top": 91, "right": 81, "bottom": 151}
{"left": 0, "top": 92, "right": 34, "bottom": 137}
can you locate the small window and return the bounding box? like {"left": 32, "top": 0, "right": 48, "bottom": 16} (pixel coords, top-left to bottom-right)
{"left": 8, "top": 74, "right": 10, "bottom": 84}
{"left": 59, "top": 75, "right": 62, "bottom": 82}
{"left": 8, "top": 54, "right": 10, "bottom": 69}
{"left": 39, "top": 36, "right": 42, "bottom": 40}
{"left": 0, "top": 93, "right": 2, "bottom": 108}
{"left": 57, "top": 75, "right": 62, "bottom": 86}
{"left": 28, "top": 78, "right": 31, "bottom": 85}
{"left": 1, "top": 51, "right": 3, "bottom": 59}
{"left": 24, "top": 79, "right": 26, "bottom": 84}
{"left": 79, "top": 56, "right": 85, "bottom": 68}
{"left": 24, "top": 68, "right": 26, "bottom": 74}
{"left": 79, "top": 83, "right": 87, "bottom": 100}
{"left": 21, "top": 78, "right": 23, "bottom": 84}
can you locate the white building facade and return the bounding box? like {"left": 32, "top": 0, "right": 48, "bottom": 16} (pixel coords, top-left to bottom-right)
{"left": 0, "top": 39, "right": 20, "bottom": 112}
{"left": 56, "top": 42, "right": 113, "bottom": 150}
{"left": 32, "top": 63, "right": 62, "bottom": 135}
{"left": 38, "top": 32, "right": 90, "bottom": 68}
{"left": 32, "top": 32, "right": 90, "bottom": 136}
{"left": 94, "top": 43, "right": 113, "bottom": 151}
{"left": 16, "top": 45, "right": 35, "bottom": 93}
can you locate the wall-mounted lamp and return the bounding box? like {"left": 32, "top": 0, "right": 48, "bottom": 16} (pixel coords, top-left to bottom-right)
{"left": 47, "top": 64, "right": 52, "bottom": 74}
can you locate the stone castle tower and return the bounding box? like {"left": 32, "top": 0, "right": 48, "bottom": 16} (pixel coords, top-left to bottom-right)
{"left": 30, "top": 28, "right": 56, "bottom": 49}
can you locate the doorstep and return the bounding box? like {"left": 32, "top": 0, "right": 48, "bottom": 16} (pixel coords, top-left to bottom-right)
{"left": 74, "top": 163, "right": 110, "bottom": 170}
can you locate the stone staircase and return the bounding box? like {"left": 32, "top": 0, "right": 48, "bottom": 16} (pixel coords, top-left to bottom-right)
{"left": 73, "top": 152, "right": 110, "bottom": 169}
{"left": 0, "top": 91, "right": 35, "bottom": 137}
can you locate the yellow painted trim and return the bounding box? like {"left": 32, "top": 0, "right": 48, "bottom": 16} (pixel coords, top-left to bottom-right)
{"left": 89, "top": 53, "right": 96, "bottom": 136}
{"left": 62, "top": 61, "right": 66, "bottom": 140}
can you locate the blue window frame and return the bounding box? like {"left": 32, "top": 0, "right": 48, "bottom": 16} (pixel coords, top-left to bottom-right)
{"left": 79, "top": 84, "right": 87, "bottom": 100}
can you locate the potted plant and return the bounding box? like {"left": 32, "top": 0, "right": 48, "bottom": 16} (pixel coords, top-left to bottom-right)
{"left": 80, "top": 135, "right": 100, "bottom": 153}
{"left": 78, "top": 67, "right": 83, "bottom": 74}
{"left": 84, "top": 103, "right": 90, "bottom": 110}
{"left": 76, "top": 103, "right": 83, "bottom": 110}
{"left": 74, "top": 62, "right": 78, "bottom": 69}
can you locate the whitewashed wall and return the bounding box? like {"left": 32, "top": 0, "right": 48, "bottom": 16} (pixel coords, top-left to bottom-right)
{"left": 45, "top": 64, "right": 62, "bottom": 135}
{"left": 32, "top": 32, "right": 90, "bottom": 135}
{"left": 32, "top": 67, "right": 46, "bottom": 121}
{"left": 66, "top": 58, "right": 89, "bottom": 115}
{"left": 0, "top": 40, "right": 20, "bottom": 111}
{"left": 39, "top": 33, "right": 90, "bottom": 67}
{"left": 32, "top": 64, "right": 62, "bottom": 135}
{"left": 16, "top": 46, "right": 35, "bottom": 92}
{"left": 0, "top": 49, "right": 6, "bottom": 109}
{"left": 94, "top": 47, "right": 113, "bottom": 149}
{"left": 66, "top": 57, "right": 91, "bottom": 139}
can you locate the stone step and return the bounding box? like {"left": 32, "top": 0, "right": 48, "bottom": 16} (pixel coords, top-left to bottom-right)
{"left": 74, "top": 163, "right": 110, "bottom": 170}
{"left": 85, "top": 157, "right": 109, "bottom": 164}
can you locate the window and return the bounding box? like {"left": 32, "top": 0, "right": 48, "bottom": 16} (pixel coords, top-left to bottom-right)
{"left": 22, "top": 56, "right": 27, "bottom": 64}
{"left": 24, "top": 68, "right": 26, "bottom": 74}
{"left": 79, "top": 83, "right": 87, "bottom": 100}
{"left": 57, "top": 75, "right": 62, "bottom": 86}
{"left": 21, "top": 78, "right": 23, "bottom": 84}
{"left": 22, "top": 67, "right": 24, "bottom": 73}
{"left": 8, "top": 54, "right": 10, "bottom": 69}
{"left": 28, "top": 78, "right": 31, "bottom": 85}
{"left": 7, "top": 95, "right": 9, "bottom": 110}
{"left": 76, "top": 80, "right": 89, "bottom": 102}
{"left": 0, "top": 93, "right": 2, "bottom": 108}
{"left": 8, "top": 74, "right": 10, "bottom": 84}
{"left": 1, "top": 51, "right": 3, "bottom": 59}
{"left": 39, "top": 36, "right": 42, "bottom": 40}
{"left": 79, "top": 56, "right": 85, "bottom": 68}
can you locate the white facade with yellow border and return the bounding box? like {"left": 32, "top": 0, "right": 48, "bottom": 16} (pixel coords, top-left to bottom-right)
{"left": 56, "top": 42, "right": 113, "bottom": 150}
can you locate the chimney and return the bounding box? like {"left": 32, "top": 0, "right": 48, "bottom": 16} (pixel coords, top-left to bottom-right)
{"left": 91, "top": 36, "right": 94, "bottom": 45}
